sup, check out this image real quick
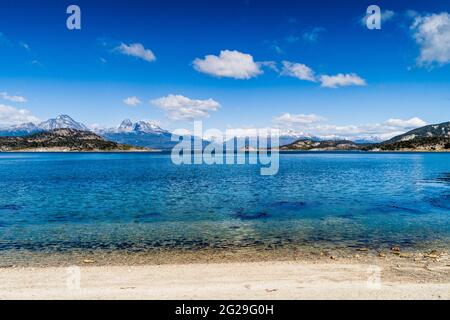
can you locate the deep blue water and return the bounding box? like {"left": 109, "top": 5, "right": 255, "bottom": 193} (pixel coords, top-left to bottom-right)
{"left": 0, "top": 152, "right": 449, "bottom": 252}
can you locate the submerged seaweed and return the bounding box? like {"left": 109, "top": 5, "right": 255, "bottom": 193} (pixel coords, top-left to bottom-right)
{"left": 372, "top": 204, "right": 425, "bottom": 215}
{"left": 427, "top": 194, "right": 450, "bottom": 210}
{"left": 435, "top": 173, "right": 450, "bottom": 184}
{"left": 0, "top": 204, "right": 21, "bottom": 211}
{"left": 269, "top": 201, "right": 307, "bottom": 209}
{"left": 232, "top": 208, "right": 270, "bottom": 220}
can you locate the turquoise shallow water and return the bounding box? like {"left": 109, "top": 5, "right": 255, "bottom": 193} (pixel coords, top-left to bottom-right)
{"left": 0, "top": 152, "right": 449, "bottom": 253}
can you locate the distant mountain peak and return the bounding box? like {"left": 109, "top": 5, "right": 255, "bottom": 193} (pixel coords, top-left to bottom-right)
{"left": 10, "top": 122, "right": 40, "bottom": 131}
{"left": 100, "top": 119, "right": 175, "bottom": 149}
{"left": 133, "top": 120, "right": 165, "bottom": 134}
{"left": 118, "top": 119, "right": 134, "bottom": 132}
{"left": 115, "top": 119, "right": 167, "bottom": 134}
{"left": 38, "top": 114, "right": 88, "bottom": 131}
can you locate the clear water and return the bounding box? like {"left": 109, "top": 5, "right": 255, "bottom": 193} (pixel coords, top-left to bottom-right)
{"left": 0, "top": 152, "right": 449, "bottom": 253}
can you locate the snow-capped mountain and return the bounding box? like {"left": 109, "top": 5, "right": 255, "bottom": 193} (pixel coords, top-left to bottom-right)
{"left": 0, "top": 115, "right": 89, "bottom": 137}
{"left": 133, "top": 121, "right": 167, "bottom": 134}
{"left": 117, "top": 119, "right": 133, "bottom": 132}
{"left": 38, "top": 115, "right": 88, "bottom": 131}
{"left": 114, "top": 119, "right": 168, "bottom": 135}
{"left": 100, "top": 119, "right": 175, "bottom": 150}
{"left": 0, "top": 115, "right": 176, "bottom": 149}
{"left": 0, "top": 122, "right": 41, "bottom": 137}
{"left": 12, "top": 122, "right": 40, "bottom": 132}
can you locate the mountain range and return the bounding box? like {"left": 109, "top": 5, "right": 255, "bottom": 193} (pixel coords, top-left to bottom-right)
{"left": 0, "top": 115, "right": 449, "bottom": 151}
{"left": 99, "top": 119, "right": 178, "bottom": 150}
{"left": 0, "top": 115, "right": 89, "bottom": 136}
{"left": 0, "top": 115, "right": 177, "bottom": 150}
{"left": 280, "top": 121, "right": 450, "bottom": 151}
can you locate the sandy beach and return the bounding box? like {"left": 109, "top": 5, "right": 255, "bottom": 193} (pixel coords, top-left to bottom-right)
{"left": 1, "top": 251, "right": 449, "bottom": 300}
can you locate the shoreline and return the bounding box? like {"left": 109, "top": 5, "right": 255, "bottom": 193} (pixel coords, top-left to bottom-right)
{"left": 1, "top": 246, "right": 449, "bottom": 300}
{"left": 1, "top": 258, "right": 449, "bottom": 300}
{"left": 2, "top": 245, "right": 449, "bottom": 271}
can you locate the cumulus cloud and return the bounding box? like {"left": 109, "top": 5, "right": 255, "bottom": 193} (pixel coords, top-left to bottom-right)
{"left": 0, "top": 92, "right": 27, "bottom": 103}
{"left": 411, "top": 12, "right": 450, "bottom": 67}
{"left": 280, "top": 61, "right": 316, "bottom": 82}
{"left": 319, "top": 73, "right": 367, "bottom": 88}
{"left": 279, "top": 62, "right": 365, "bottom": 88}
{"left": 151, "top": 94, "right": 220, "bottom": 120}
{"left": 273, "top": 113, "right": 326, "bottom": 125}
{"left": 384, "top": 117, "right": 427, "bottom": 128}
{"left": 115, "top": 43, "right": 156, "bottom": 62}
{"left": 193, "top": 50, "right": 263, "bottom": 79}
{"left": 123, "top": 96, "right": 142, "bottom": 106}
{"left": 0, "top": 104, "right": 39, "bottom": 126}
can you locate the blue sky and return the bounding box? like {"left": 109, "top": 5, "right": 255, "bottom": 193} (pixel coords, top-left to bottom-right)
{"left": 0, "top": 0, "right": 449, "bottom": 140}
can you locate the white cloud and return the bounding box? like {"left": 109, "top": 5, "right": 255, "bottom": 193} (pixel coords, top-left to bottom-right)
{"left": 273, "top": 113, "right": 326, "bottom": 125}
{"left": 0, "top": 104, "right": 39, "bottom": 126}
{"left": 123, "top": 96, "right": 142, "bottom": 106}
{"left": 278, "top": 61, "right": 366, "bottom": 89}
{"left": 382, "top": 10, "right": 396, "bottom": 22}
{"left": 115, "top": 43, "right": 156, "bottom": 62}
{"left": 280, "top": 61, "right": 316, "bottom": 82}
{"left": 88, "top": 123, "right": 105, "bottom": 131}
{"left": 214, "top": 127, "right": 270, "bottom": 139}
{"left": 217, "top": 116, "right": 427, "bottom": 142}
{"left": 193, "top": 50, "right": 263, "bottom": 79}
{"left": 411, "top": 12, "right": 450, "bottom": 67}
{"left": 259, "top": 61, "right": 279, "bottom": 72}
{"left": 319, "top": 73, "right": 367, "bottom": 88}
{"left": 151, "top": 94, "right": 220, "bottom": 120}
{"left": 271, "top": 116, "right": 427, "bottom": 141}
{"left": 0, "top": 92, "right": 27, "bottom": 103}
{"left": 384, "top": 117, "right": 427, "bottom": 128}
